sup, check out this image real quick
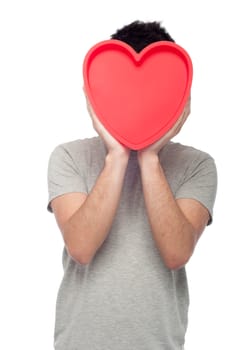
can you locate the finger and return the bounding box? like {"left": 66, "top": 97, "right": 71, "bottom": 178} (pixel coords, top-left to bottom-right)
{"left": 174, "top": 111, "right": 188, "bottom": 135}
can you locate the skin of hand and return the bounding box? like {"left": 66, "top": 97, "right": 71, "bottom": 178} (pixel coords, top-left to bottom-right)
{"left": 84, "top": 91, "right": 130, "bottom": 158}
{"left": 138, "top": 96, "right": 191, "bottom": 158}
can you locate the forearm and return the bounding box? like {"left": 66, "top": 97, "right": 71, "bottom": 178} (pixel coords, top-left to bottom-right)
{"left": 64, "top": 151, "right": 129, "bottom": 264}
{"left": 138, "top": 153, "right": 196, "bottom": 269}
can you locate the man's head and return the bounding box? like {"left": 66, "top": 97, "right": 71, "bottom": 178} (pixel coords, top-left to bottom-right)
{"left": 111, "top": 20, "right": 174, "bottom": 53}
{"left": 110, "top": 20, "right": 191, "bottom": 135}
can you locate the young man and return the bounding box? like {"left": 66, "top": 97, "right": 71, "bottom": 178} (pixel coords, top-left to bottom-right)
{"left": 47, "top": 21, "right": 217, "bottom": 350}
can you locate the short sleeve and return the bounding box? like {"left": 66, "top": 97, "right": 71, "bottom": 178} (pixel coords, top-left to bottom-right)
{"left": 47, "top": 145, "right": 88, "bottom": 213}
{"left": 175, "top": 155, "right": 217, "bottom": 225}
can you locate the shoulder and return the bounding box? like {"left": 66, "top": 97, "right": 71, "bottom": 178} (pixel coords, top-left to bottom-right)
{"left": 160, "top": 142, "right": 217, "bottom": 193}
{"left": 49, "top": 136, "right": 106, "bottom": 162}
{"left": 51, "top": 136, "right": 105, "bottom": 155}
{"left": 165, "top": 143, "right": 217, "bottom": 224}
{"left": 160, "top": 141, "right": 216, "bottom": 170}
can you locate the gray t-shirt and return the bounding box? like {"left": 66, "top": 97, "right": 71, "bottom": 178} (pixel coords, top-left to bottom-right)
{"left": 47, "top": 137, "right": 217, "bottom": 350}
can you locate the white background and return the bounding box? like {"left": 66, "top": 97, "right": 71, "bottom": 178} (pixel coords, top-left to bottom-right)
{"left": 0, "top": 1, "right": 230, "bottom": 349}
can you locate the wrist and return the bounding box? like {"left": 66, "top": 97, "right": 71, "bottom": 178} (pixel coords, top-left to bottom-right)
{"left": 137, "top": 150, "right": 159, "bottom": 167}
{"left": 106, "top": 149, "right": 130, "bottom": 166}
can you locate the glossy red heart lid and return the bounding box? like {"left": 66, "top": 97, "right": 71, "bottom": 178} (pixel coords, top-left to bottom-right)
{"left": 83, "top": 39, "right": 193, "bottom": 150}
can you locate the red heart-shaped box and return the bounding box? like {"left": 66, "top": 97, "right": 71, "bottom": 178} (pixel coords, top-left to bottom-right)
{"left": 83, "top": 40, "right": 193, "bottom": 150}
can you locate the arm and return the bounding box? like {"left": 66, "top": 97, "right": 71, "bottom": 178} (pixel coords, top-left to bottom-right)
{"left": 137, "top": 97, "right": 209, "bottom": 270}
{"left": 51, "top": 97, "right": 130, "bottom": 265}
{"left": 138, "top": 153, "right": 209, "bottom": 270}
{"left": 52, "top": 152, "right": 128, "bottom": 265}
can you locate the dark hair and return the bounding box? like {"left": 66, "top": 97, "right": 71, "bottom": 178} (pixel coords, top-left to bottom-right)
{"left": 111, "top": 20, "right": 175, "bottom": 53}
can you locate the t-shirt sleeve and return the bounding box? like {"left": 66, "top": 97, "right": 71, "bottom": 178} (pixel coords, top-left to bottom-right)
{"left": 47, "top": 144, "right": 88, "bottom": 213}
{"left": 175, "top": 154, "right": 217, "bottom": 225}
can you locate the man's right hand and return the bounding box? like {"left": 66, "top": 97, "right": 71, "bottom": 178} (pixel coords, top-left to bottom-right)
{"left": 85, "top": 93, "right": 130, "bottom": 158}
